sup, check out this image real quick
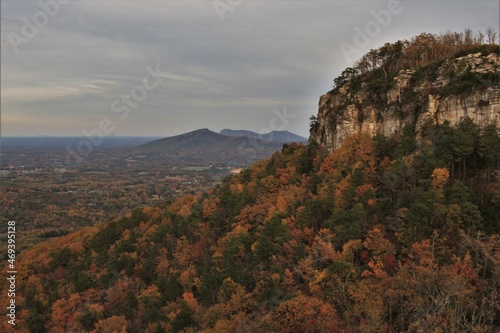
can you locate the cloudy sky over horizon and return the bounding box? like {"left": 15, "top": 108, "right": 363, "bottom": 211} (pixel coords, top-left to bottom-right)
{"left": 1, "top": 0, "right": 499, "bottom": 137}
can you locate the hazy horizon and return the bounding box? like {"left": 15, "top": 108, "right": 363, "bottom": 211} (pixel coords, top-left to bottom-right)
{"left": 0, "top": 127, "right": 308, "bottom": 139}
{"left": 1, "top": 0, "right": 499, "bottom": 138}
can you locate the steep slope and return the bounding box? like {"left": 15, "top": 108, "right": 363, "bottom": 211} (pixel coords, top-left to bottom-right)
{"left": 2, "top": 34, "right": 500, "bottom": 333}
{"left": 310, "top": 41, "right": 500, "bottom": 151}
{"left": 3, "top": 123, "right": 499, "bottom": 332}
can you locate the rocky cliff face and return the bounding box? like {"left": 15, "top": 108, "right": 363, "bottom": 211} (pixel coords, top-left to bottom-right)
{"left": 311, "top": 52, "right": 500, "bottom": 151}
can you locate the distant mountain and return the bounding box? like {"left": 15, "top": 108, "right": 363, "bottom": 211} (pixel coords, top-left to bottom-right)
{"left": 220, "top": 129, "right": 307, "bottom": 143}
{"left": 219, "top": 129, "right": 261, "bottom": 139}
{"left": 127, "top": 128, "right": 286, "bottom": 165}
{"left": 6, "top": 35, "right": 500, "bottom": 333}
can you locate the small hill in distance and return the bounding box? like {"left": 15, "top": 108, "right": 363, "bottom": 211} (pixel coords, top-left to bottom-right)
{"left": 2, "top": 129, "right": 307, "bottom": 170}
{"left": 220, "top": 129, "right": 308, "bottom": 143}
{"left": 126, "top": 128, "right": 299, "bottom": 166}
{"left": 3, "top": 31, "right": 500, "bottom": 333}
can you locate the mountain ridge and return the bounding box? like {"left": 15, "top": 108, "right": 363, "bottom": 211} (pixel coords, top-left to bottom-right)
{"left": 220, "top": 129, "right": 307, "bottom": 143}
{"left": 3, "top": 33, "right": 500, "bottom": 333}
{"left": 130, "top": 128, "right": 287, "bottom": 165}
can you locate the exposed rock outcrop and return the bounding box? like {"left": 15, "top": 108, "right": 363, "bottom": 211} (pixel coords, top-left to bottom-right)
{"left": 310, "top": 52, "right": 500, "bottom": 151}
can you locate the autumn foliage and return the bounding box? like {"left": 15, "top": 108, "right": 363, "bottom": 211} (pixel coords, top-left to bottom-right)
{"left": 2, "top": 40, "right": 500, "bottom": 332}
{"left": 2, "top": 116, "right": 499, "bottom": 333}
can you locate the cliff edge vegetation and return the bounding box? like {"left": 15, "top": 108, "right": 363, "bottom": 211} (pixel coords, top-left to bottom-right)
{"left": 310, "top": 30, "right": 500, "bottom": 151}
{"left": 2, "top": 31, "right": 499, "bottom": 333}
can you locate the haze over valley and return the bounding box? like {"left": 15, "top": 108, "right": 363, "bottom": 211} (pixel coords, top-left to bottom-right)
{"left": 1, "top": 1, "right": 499, "bottom": 332}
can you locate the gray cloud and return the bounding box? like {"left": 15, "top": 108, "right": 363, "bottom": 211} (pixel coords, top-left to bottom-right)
{"left": 1, "top": 0, "right": 499, "bottom": 137}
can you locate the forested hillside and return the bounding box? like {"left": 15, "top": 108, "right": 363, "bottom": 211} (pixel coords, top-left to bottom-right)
{"left": 2, "top": 33, "right": 500, "bottom": 333}
{"left": 2, "top": 118, "right": 499, "bottom": 332}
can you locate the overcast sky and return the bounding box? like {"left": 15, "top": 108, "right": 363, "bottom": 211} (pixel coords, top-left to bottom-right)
{"left": 1, "top": 0, "right": 499, "bottom": 137}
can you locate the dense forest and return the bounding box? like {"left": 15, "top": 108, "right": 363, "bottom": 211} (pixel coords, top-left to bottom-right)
{"left": 2, "top": 33, "right": 499, "bottom": 332}
{"left": 2, "top": 118, "right": 499, "bottom": 332}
